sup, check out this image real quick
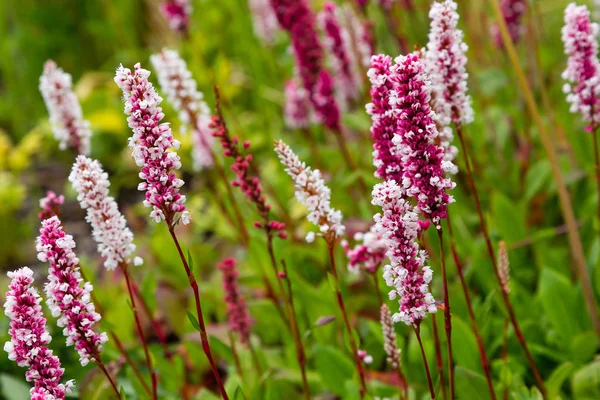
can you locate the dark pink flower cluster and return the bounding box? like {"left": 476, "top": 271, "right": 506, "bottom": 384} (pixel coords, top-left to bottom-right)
{"left": 562, "top": 3, "right": 600, "bottom": 128}
{"left": 366, "top": 54, "right": 404, "bottom": 183}
{"left": 211, "top": 109, "right": 287, "bottom": 239}
{"left": 218, "top": 258, "right": 252, "bottom": 346}
{"left": 161, "top": 0, "right": 192, "bottom": 34}
{"left": 36, "top": 217, "right": 108, "bottom": 367}
{"left": 390, "top": 53, "right": 456, "bottom": 228}
{"left": 38, "top": 191, "right": 64, "bottom": 221}
{"left": 114, "top": 63, "right": 190, "bottom": 226}
{"left": 343, "top": 225, "right": 387, "bottom": 274}
{"left": 4, "top": 267, "right": 74, "bottom": 399}
{"left": 270, "top": 0, "right": 341, "bottom": 131}
{"left": 493, "top": 0, "right": 526, "bottom": 47}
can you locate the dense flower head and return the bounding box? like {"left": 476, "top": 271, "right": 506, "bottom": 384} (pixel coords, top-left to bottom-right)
{"left": 366, "top": 54, "right": 404, "bottom": 182}
{"left": 319, "top": 2, "right": 362, "bottom": 107}
{"left": 424, "top": 0, "right": 473, "bottom": 126}
{"left": 313, "top": 70, "right": 341, "bottom": 131}
{"left": 342, "top": 4, "right": 374, "bottom": 69}
{"left": 69, "top": 155, "right": 138, "bottom": 270}
{"left": 372, "top": 181, "right": 436, "bottom": 325}
{"left": 274, "top": 139, "right": 345, "bottom": 243}
{"left": 561, "top": 3, "right": 600, "bottom": 127}
{"left": 218, "top": 258, "right": 252, "bottom": 346}
{"left": 39, "top": 191, "right": 64, "bottom": 221}
{"left": 284, "top": 79, "right": 312, "bottom": 129}
{"left": 380, "top": 304, "right": 401, "bottom": 369}
{"left": 211, "top": 104, "right": 287, "bottom": 239}
{"left": 36, "top": 217, "right": 108, "bottom": 366}
{"left": 161, "top": 0, "right": 192, "bottom": 34}
{"left": 150, "top": 49, "right": 214, "bottom": 170}
{"left": 390, "top": 52, "right": 456, "bottom": 227}
{"left": 39, "top": 60, "right": 91, "bottom": 155}
{"left": 492, "top": 0, "right": 526, "bottom": 47}
{"left": 4, "top": 267, "right": 74, "bottom": 399}
{"left": 114, "top": 63, "right": 190, "bottom": 226}
{"left": 343, "top": 225, "right": 387, "bottom": 274}
{"left": 248, "top": 0, "right": 280, "bottom": 44}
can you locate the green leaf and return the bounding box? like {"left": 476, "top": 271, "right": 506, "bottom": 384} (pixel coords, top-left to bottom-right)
{"left": 233, "top": 386, "right": 246, "bottom": 400}
{"left": 524, "top": 160, "right": 551, "bottom": 200}
{"left": 572, "top": 360, "right": 600, "bottom": 399}
{"left": 119, "top": 386, "right": 127, "bottom": 400}
{"left": 451, "top": 316, "right": 480, "bottom": 372}
{"left": 0, "top": 374, "right": 30, "bottom": 400}
{"left": 187, "top": 249, "right": 194, "bottom": 271}
{"left": 187, "top": 311, "right": 201, "bottom": 331}
{"left": 546, "top": 362, "right": 573, "bottom": 399}
{"left": 454, "top": 366, "right": 492, "bottom": 400}
{"left": 493, "top": 192, "right": 525, "bottom": 242}
{"left": 313, "top": 345, "right": 354, "bottom": 397}
{"left": 326, "top": 272, "right": 338, "bottom": 293}
{"left": 569, "top": 331, "right": 599, "bottom": 364}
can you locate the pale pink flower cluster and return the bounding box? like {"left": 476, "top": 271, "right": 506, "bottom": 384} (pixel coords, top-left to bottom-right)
{"left": 4, "top": 267, "right": 74, "bottom": 399}
{"left": 161, "top": 0, "right": 192, "bottom": 34}
{"left": 39, "top": 191, "right": 64, "bottom": 221}
{"left": 150, "top": 49, "right": 214, "bottom": 170}
{"left": 372, "top": 181, "right": 436, "bottom": 325}
{"left": 114, "top": 63, "right": 191, "bottom": 226}
{"left": 342, "top": 4, "right": 374, "bottom": 69}
{"left": 39, "top": 61, "right": 91, "bottom": 155}
{"left": 284, "top": 79, "right": 312, "bottom": 129}
{"left": 69, "top": 155, "right": 140, "bottom": 270}
{"left": 561, "top": 3, "right": 600, "bottom": 127}
{"left": 36, "top": 217, "right": 108, "bottom": 367}
{"left": 274, "top": 140, "right": 345, "bottom": 243}
{"left": 424, "top": 0, "right": 473, "bottom": 127}
{"left": 248, "top": 0, "right": 280, "bottom": 44}
{"left": 343, "top": 225, "right": 387, "bottom": 274}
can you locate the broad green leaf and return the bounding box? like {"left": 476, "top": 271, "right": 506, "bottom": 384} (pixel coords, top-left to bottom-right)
{"left": 572, "top": 360, "right": 600, "bottom": 399}
{"left": 313, "top": 345, "right": 354, "bottom": 396}
{"left": 451, "top": 315, "right": 481, "bottom": 373}
{"left": 546, "top": 362, "right": 573, "bottom": 399}
{"left": 233, "top": 386, "right": 246, "bottom": 400}
{"left": 0, "top": 374, "right": 30, "bottom": 400}
{"left": 454, "top": 366, "right": 492, "bottom": 400}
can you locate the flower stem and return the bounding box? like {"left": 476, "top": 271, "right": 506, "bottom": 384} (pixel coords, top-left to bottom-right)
{"left": 248, "top": 341, "right": 263, "bottom": 380}
{"left": 432, "top": 315, "right": 447, "bottom": 400}
{"left": 414, "top": 324, "right": 435, "bottom": 400}
{"left": 168, "top": 227, "right": 229, "bottom": 400}
{"left": 334, "top": 127, "right": 368, "bottom": 195}
{"left": 436, "top": 229, "right": 454, "bottom": 399}
{"left": 228, "top": 331, "right": 245, "bottom": 383}
{"left": 592, "top": 129, "right": 600, "bottom": 230}
{"left": 446, "top": 217, "right": 496, "bottom": 400}
{"left": 371, "top": 274, "right": 384, "bottom": 309}
{"left": 327, "top": 242, "right": 368, "bottom": 398}
{"left": 121, "top": 263, "right": 158, "bottom": 400}
{"left": 455, "top": 124, "right": 546, "bottom": 397}
{"left": 96, "top": 358, "right": 121, "bottom": 398}
{"left": 488, "top": 0, "right": 600, "bottom": 341}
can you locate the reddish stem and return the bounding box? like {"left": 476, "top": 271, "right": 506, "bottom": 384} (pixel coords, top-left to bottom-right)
{"left": 432, "top": 316, "right": 448, "bottom": 400}
{"left": 436, "top": 229, "right": 454, "bottom": 399}
{"left": 414, "top": 324, "right": 435, "bottom": 400}
{"left": 228, "top": 331, "right": 245, "bottom": 383}
{"left": 168, "top": 227, "right": 229, "bottom": 400}
{"left": 592, "top": 129, "right": 600, "bottom": 229}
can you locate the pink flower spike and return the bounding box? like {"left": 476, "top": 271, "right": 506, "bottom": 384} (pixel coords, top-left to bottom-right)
{"left": 313, "top": 70, "right": 341, "bottom": 131}
{"left": 114, "top": 63, "right": 191, "bottom": 226}
{"left": 372, "top": 180, "right": 437, "bottom": 326}
{"left": 39, "top": 60, "right": 92, "bottom": 155}
{"left": 36, "top": 216, "right": 108, "bottom": 367}
{"left": 319, "top": 2, "right": 362, "bottom": 106}
{"left": 248, "top": 0, "right": 280, "bottom": 44}
{"left": 390, "top": 52, "right": 456, "bottom": 228}
{"left": 284, "top": 79, "right": 311, "bottom": 129}
{"left": 274, "top": 139, "right": 345, "bottom": 243}
{"left": 39, "top": 191, "right": 64, "bottom": 221}
{"left": 69, "top": 155, "right": 138, "bottom": 270}
{"left": 4, "top": 267, "right": 75, "bottom": 399}
{"left": 218, "top": 258, "right": 252, "bottom": 346}
{"left": 150, "top": 49, "right": 214, "bottom": 171}
{"left": 342, "top": 4, "right": 374, "bottom": 69}
{"left": 492, "top": 0, "right": 527, "bottom": 47}
{"left": 161, "top": 0, "right": 192, "bottom": 34}
{"left": 424, "top": 0, "right": 473, "bottom": 126}
{"left": 343, "top": 224, "right": 387, "bottom": 274}
{"left": 561, "top": 3, "right": 600, "bottom": 128}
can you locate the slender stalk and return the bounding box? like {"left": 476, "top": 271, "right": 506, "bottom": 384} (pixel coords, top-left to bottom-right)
{"left": 436, "top": 229, "right": 454, "bottom": 399}
{"left": 592, "top": 129, "right": 600, "bottom": 229}
{"left": 121, "top": 263, "right": 158, "bottom": 400}
{"left": 168, "top": 227, "right": 229, "bottom": 400}
{"left": 446, "top": 216, "right": 496, "bottom": 400}
{"left": 455, "top": 124, "right": 546, "bottom": 397}
{"left": 248, "top": 341, "right": 264, "bottom": 380}
{"left": 96, "top": 358, "right": 121, "bottom": 397}
{"left": 502, "top": 320, "right": 509, "bottom": 400}
{"left": 414, "top": 324, "right": 435, "bottom": 400}
{"left": 396, "top": 365, "right": 408, "bottom": 400}
{"left": 334, "top": 127, "right": 368, "bottom": 194}
{"left": 228, "top": 331, "right": 245, "bottom": 383}
{"left": 371, "top": 273, "right": 384, "bottom": 309}
{"left": 79, "top": 269, "right": 152, "bottom": 396}
{"left": 280, "top": 259, "right": 310, "bottom": 399}
{"left": 489, "top": 0, "right": 600, "bottom": 340}
{"left": 301, "top": 127, "right": 325, "bottom": 168}
{"left": 327, "top": 243, "right": 368, "bottom": 398}
{"left": 432, "top": 316, "right": 448, "bottom": 400}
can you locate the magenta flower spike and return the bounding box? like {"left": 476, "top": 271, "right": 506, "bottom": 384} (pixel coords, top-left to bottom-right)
{"left": 4, "top": 267, "right": 75, "bottom": 399}
{"left": 218, "top": 258, "right": 252, "bottom": 346}
{"left": 36, "top": 216, "right": 108, "bottom": 367}
{"left": 372, "top": 180, "right": 437, "bottom": 325}
{"left": 343, "top": 225, "right": 387, "bottom": 274}
{"left": 39, "top": 60, "right": 92, "bottom": 155}
{"left": 284, "top": 79, "right": 312, "bottom": 129}
{"left": 319, "top": 2, "right": 362, "bottom": 107}
{"left": 69, "top": 155, "right": 141, "bottom": 270}
{"left": 150, "top": 49, "right": 214, "bottom": 171}
{"left": 492, "top": 0, "right": 527, "bottom": 47}
{"left": 248, "top": 0, "right": 280, "bottom": 45}
{"left": 390, "top": 52, "right": 456, "bottom": 228}
{"left": 114, "top": 63, "right": 191, "bottom": 226}
{"left": 274, "top": 139, "right": 345, "bottom": 243}
{"left": 562, "top": 3, "right": 600, "bottom": 128}
{"left": 161, "top": 0, "right": 192, "bottom": 34}
{"left": 38, "top": 191, "right": 64, "bottom": 221}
